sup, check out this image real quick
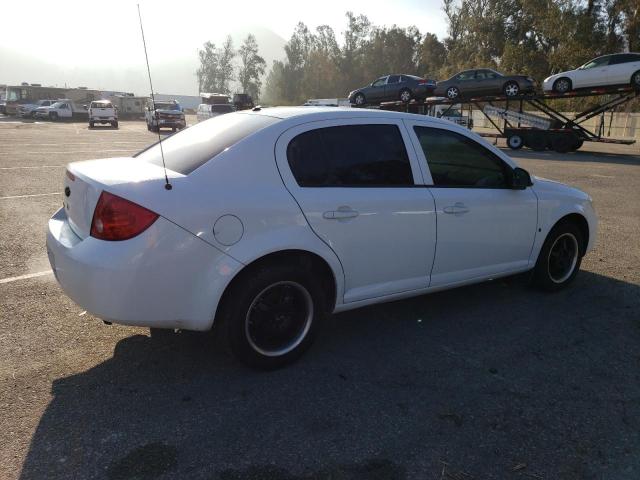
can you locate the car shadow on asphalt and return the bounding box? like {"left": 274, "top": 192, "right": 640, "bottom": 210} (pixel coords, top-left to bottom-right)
{"left": 19, "top": 271, "right": 640, "bottom": 480}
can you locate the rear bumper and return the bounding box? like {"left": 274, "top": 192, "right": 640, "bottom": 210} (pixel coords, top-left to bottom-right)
{"left": 46, "top": 207, "right": 243, "bottom": 330}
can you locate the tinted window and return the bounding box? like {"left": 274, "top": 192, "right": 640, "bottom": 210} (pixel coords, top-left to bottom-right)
{"left": 413, "top": 126, "right": 509, "bottom": 188}
{"left": 372, "top": 77, "right": 387, "bottom": 87}
{"left": 456, "top": 71, "right": 476, "bottom": 81}
{"left": 136, "top": 113, "right": 279, "bottom": 175}
{"left": 388, "top": 75, "right": 400, "bottom": 84}
{"left": 287, "top": 124, "right": 414, "bottom": 187}
{"left": 581, "top": 56, "right": 611, "bottom": 69}
{"left": 211, "top": 104, "right": 234, "bottom": 113}
{"left": 611, "top": 53, "right": 640, "bottom": 64}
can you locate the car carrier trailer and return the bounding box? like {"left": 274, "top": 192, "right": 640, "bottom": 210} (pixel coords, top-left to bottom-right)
{"left": 378, "top": 85, "right": 638, "bottom": 153}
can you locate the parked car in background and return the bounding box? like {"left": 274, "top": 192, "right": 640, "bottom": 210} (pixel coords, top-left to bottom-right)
{"left": 18, "top": 99, "right": 58, "bottom": 118}
{"left": 303, "top": 98, "right": 351, "bottom": 107}
{"left": 0, "top": 101, "right": 5, "bottom": 115}
{"left": 196, "top": 103, "right": 234, "bottom": 122}
{"left": 348, "top": 74, "right": 436, "bottom": 105}
{"left": 434, "top": 69, "right": 536, "bottom": 100}
{"left": 33, "top": 99, "right": 85, "bottom": 120}
{"left": 88, "top": 100, "right": 118, "bottom": 128}
{"left": 146, "top": 100, "right": 185, "bottom": 132}
{"left": 47, "top": 107, "right": 596, "bottom": 369}
{"left": 430, "top": 103, "right": 473, "bottom": 129}
{"left": 543, "top": 53, "right": 640, "bottom": 93}
{"left": 232, "top": 93, "right": 255, "bottom": 111}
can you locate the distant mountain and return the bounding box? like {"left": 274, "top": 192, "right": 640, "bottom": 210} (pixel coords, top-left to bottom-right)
{"left": 0, "top": 27, "right": 286, "bottom": 97}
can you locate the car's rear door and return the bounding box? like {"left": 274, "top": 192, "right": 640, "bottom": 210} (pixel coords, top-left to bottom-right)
{"left": 384, "top": 75, "right": 401, "bottom": 101}
{"left": 608, "top": 54, "right": 640, "bottom": 85}
{"left": 275, "top": 118, "right": 437, "bottom": 303}
{"left": 404, "top": 120, "right": 538, "bottom": 287}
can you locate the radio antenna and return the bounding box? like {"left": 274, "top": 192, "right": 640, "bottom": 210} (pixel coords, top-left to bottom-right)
{"left": 137, "top": 3, "right": 172, "bottom": 190}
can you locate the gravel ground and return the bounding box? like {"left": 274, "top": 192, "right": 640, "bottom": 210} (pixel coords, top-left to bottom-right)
{"left": 0, "top": 117, "right": 639, "bottom": 480}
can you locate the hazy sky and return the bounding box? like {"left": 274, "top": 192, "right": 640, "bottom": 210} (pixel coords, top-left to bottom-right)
{"left": 1, "top": 0, "right": 447, "bottom": 95}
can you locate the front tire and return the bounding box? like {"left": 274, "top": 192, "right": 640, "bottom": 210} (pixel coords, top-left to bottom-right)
{"left": 88, "top": 122, "right": 94, "bottom": 129}
{"left": 553, "top": 77, "right": 572, "bottom": 94}
{"left": 354, "top": 93, "right": 366, "bottom": 106}
{"left": 223, "top": 264, "right": 327, "bottom": 370}
{"left": 49, "top": 112, "right": 58, "bottom": 121}
{"left": 533, "top": 221, "right": 583, "bottom": 291}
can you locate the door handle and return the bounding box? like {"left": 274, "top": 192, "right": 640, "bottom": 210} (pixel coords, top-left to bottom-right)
{"left": 443, "top": 202, "right": 470, "bottom": 215}
{"left": 323, "top": 208, "right": 359, "bottom": 220}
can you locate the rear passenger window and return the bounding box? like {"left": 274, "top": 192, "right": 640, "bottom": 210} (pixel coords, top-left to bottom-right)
{"left": 287, "top": 124, "right": 414, "bottom": 187}
{"left": 414, "top": 126, "right": 509, "bottom": 188}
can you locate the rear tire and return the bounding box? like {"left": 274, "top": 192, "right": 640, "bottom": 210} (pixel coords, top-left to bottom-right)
{"left": 446, "top": 86, "right": 460, "bottom": 100}
{"left": 551, "top": 134, "right": 573, "bottom": 153}
{"left": 533, "top": 221, "right": 583, "bottom": 291}
{"left": 399, "top": 88, "right": 412, "bottom": 103}
{"left": 527, "top": 133, "right": 548, "bottom": 151}
{"left": 504, "top": 81, "right": 520, "bottom": 97}
{"left": 88, "top": 122, "right": 94, "bottom": 129}
{"left": 223, "top": 263, "right": 326, "bottom": 370}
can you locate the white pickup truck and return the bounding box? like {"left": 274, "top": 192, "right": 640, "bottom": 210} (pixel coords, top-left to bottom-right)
{"left": 88, "top": 100, "right": 118, "bottom": 128}
{"left": 33, "top": 99, "right": 87, "bottom": 121}
{"left": 18, "top": 99, "right": 59, "bottom": 118}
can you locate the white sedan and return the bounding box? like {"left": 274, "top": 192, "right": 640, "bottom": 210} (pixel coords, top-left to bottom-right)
{"left": 543, "top": 52, "right": 640, "bottom": 93}
{"left": 47, "top": 107, "right": 597, "bottom": 369}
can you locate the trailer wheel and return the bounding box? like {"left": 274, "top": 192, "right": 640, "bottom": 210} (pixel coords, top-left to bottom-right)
{"left": 507, "top": 133, "right": 524, "bottom": 150}
{"left": 571, "top": 139, "right": 584, "bottom": 151}
{"left": 527, "top": 133, "right": 548, "bottom": 151}
{"left": 551, "top": 134, "right": 573, "bottom": 154}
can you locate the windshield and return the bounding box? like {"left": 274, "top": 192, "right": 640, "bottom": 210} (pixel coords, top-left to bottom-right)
{"left": 6, "top": 88, "right": 20, "bottom": 101}
{"left": 51, "top": 102, "right": 64, "bottom": 108}
{"left": 91, "top": 102, "right": 112, "bottom": 108}
{"left": 154, "top": 103, "right": 180, "bottom": 111}
{"left": 135, "top": 112, "right": 280, "bottom": 175}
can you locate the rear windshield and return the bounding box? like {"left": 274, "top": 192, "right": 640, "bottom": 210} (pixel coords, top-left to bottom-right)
{"left": 91, "top": 102, "right": 112, "bottom": 108}
{"left": 154, "top": 102, "right": 180, "bottom": 110}
{"left": 212, "top": 104, "right": 233, "bottom": 113}
{"left": 135, "top": 113, "right": 279, "bottom": 174}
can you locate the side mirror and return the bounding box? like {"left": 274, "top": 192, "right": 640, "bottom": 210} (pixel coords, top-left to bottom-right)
{"left": 511, "top": 167, "right": 533, "bottom": 190}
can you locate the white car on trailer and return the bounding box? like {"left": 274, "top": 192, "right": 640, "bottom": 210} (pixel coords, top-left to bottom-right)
{"left": 47, "top": 107, "right": 597, "bottom": 369}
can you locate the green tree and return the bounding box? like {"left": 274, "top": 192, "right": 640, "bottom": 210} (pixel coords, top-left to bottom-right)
{"left": 237, "top": 34, "right": 267, "bottom": 101}
{"left": 196, "top": 36, "right": 236, "bottom": 94}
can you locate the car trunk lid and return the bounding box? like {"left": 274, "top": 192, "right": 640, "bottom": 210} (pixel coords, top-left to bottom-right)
{"left": 64, "top": 157, "right": 183, "bottom": 239}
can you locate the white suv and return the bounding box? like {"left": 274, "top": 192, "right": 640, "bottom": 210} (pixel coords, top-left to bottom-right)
{"left": 46, "top": 107, "right": 597, "bottom": 369}
{"left": 88, "top": 100, "right": 118, "bottom": 129}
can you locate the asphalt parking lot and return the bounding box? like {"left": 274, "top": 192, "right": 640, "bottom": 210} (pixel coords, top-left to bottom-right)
{"left": 1, "top": 117, "right": 639, "bottom": 480}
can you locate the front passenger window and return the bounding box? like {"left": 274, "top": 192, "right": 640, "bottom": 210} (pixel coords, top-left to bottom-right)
{"left": 414, "top": 126, "right": 509, "bottom": 188}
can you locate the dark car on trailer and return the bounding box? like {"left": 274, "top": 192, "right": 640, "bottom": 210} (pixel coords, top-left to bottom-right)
{"left": 348, "top": 74, "right": 436, "bottom": 106}
{"left": 434, "top": 68, "right": 536, "bottom": 100}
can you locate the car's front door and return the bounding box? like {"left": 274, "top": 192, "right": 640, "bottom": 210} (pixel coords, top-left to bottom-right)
{"left": 575, "top": 56, "right": 611, "bottom": 88}
{"left": 405, "top": 121, "right": 538, "bottom": 286}
{"left": 366, "top": 77, "right": 388, "bottom": 103}
{"left": 275, "top": 119, "right": 437, "bottom": 303}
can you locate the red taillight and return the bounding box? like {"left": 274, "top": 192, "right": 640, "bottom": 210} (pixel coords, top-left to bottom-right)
{"left": 90, "top": 191, "right": 158, "bottom": 241}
